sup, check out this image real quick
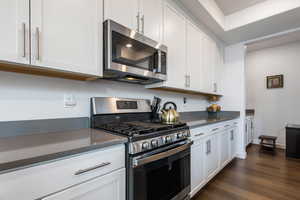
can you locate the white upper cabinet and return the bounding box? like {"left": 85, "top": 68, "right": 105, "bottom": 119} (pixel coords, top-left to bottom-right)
{"left": 146, "top": 3, "right": 223, "bottom": 95}
{"left": 104, "top": 0, "right": 138, "bottom": 31}
{"left": 163, "top": 5, "right": 186, "bottom": 89}
{"left": 0, "top": 0, "right": 30, "bottom": 64}
{"left": 30, "top": 0, "right": 103, "bottom": 75}
{"left": 139, "top": 0, "right": 163, "bottom": 42}
{"left": 186, "top": 22, "right": 203, "bottom": 91}
{"left": 104, "top": 0, "right": 162, "bottom": 42}
{"left": 202, "top": 36, "right": 215, "bottom": 93}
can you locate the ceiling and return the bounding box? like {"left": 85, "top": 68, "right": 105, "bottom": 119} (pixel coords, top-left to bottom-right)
{"left": 246, "top": 29, "right": 300, "bottom": 52}
{"left": 178, "top": 0, "right": 300, "bottom": 44}
{"left": 214, "top": 0, "right": 267, "bottom": 15}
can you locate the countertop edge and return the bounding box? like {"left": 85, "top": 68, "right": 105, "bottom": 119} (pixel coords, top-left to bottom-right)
{"left": 187, "top": 117, "right": 240, "bottom": 129}
{"left": 0, "top": 137, "right": 127, "bottom": 175}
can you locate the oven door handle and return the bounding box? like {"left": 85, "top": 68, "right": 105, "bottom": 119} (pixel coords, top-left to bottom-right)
{"left": 132, "top": 141, "right": 193, "bottom": 168}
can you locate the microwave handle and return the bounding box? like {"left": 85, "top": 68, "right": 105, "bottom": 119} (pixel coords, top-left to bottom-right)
{"left": 157, "top": 50, "right": 162, "bottom": 73}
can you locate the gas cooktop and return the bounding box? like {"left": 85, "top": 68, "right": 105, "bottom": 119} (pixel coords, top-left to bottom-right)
{"left": 98, "top": 121, "right": 187, "bottom": 137}
{"left": 91, "top": 97, "right": 190, "bottom": 154}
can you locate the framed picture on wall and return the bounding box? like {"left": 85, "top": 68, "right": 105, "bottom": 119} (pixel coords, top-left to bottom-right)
{"left": 267, "top": 75, "right": 284, "bottom": 89}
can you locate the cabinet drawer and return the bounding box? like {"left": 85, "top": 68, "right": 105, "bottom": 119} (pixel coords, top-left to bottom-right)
{"left": 0, "top": 144, "right": 125, "bottom": 200}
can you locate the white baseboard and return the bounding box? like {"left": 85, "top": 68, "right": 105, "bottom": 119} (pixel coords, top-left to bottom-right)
{"left": 236, "top": 151, "right": 247, "bottom": 159}
{"left": 253, "top": 139, "right": 286, "bottom": 149}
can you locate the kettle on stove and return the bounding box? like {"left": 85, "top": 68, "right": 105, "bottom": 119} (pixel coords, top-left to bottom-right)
{"left": 161, "top": 102, "right": 180, "bottom": 124}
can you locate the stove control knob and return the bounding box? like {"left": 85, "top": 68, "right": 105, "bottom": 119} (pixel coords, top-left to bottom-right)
{"left": 165, "top": 136, "right": 172, "bottom": 143}
{"left": 142, "top": 142, "right": 150, "bottom": 150}
{"left": 151, "top": 139, "right": 159, "bottom": 148}
{"left": 177, "top": 133, "right": 183, "bottom": 139}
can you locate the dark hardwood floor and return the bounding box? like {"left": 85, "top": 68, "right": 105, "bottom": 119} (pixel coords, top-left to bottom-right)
{"left": 192, "top": 145, "right": 300, "bottom": 200}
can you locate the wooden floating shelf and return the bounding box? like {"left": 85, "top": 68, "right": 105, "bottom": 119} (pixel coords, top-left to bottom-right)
{"left": 0, "top": 61, "right": 99, "bottom": 81}
{"left": 148, "top": 86, "right": 223, "bottom": 98}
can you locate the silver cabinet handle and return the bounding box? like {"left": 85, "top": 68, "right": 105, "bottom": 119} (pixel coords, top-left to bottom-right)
{"left": 185, "top": 75, "right": 190, "bottom": 88}
{"left": 74, "top": 162, "right": 111, "bottom": 176}
{"left": 212, "top": 128, "right": 219, "bottom": 132}
{"left": 195, "top": 133, "right": 204, "bottom": 137}
{"left": 206, "top": 140, "right": 211, "bottom": 154}
{"left": 141, "top": 15, "right": 145, "bottom": 34}
{"left": 213, "top": 83, "right": 217, "bottom": 93}
{"left": 136, "top": 12, "right": 140, "bottom": 32}
{"left": 231, "top": 130, "right": 234, "bottom": 141}
{"left": 22, "top": 23, "right": 26, "bottom": 58}
{"left": 35, "top": 27, "right": 40, "bottom": 61}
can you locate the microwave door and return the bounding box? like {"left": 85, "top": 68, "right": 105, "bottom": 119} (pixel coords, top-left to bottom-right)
{"left": 104, "top": 20, "right": 167, "bottom": 83}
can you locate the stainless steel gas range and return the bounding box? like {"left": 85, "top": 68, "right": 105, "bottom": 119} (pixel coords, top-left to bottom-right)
{"left": 91, "top": 97, "right": 192, "bottom": 200}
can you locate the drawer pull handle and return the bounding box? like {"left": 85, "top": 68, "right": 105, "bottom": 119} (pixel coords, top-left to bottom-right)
{"left": 195, "top": 133, "right": 204, "bottom": 137}
{"left": 74, "top": 162, "right": 111, "bottom": 176}
{"left": 212, "top": 128, "right": 219, "bottom": 132}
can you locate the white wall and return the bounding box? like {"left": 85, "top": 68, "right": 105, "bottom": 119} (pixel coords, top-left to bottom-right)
{"left": 246, "top": 41, "right": 300, "bottom": 147}
{"left": 0, "top": 71, "right": 209, "bottom": 122}
{"left": 220, "top": 43, "right": 247, "bottom": 159}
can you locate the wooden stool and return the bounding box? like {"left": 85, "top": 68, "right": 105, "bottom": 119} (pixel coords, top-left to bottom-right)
{"left": 259, "top": 135, "right": 277, "bottom": 154}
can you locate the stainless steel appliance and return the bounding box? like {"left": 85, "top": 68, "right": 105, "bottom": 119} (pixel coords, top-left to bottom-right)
{"left": 103, "top": 20, "right": 167, "bottom": 84}
{"left": 91, "top": 97, "right": 192, "bottom": 200}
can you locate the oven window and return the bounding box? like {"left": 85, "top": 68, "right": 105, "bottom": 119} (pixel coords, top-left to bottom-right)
{"left": 111, "top": 31, "right": 159, "bottom": 71}
{"left": 133, "top": 149, "right": 190, "bottom": 200}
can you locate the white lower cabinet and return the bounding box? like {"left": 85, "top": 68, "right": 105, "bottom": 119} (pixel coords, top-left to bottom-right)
{"left": 191, "top": 138, "right": 205, "bottom": 197}
{"left": 245, "top": 116, "right": 254, "bottom": 147}
{"left": 219, "top": 130, "right": 230, "bottom": 168}
{"left": 0, "top": 145, "right": 125, "bottom": 200}
{"left": 204, "top": 134, "right": 219, "bottom": 181}
{"left": 190, "top": 120, "right": 239, "bottom": 198}
{"left": 42, "top": 168, "right": 125, "bottom": 200}
{"left": 230, "top": 126, "right": 238, "bottom": 159}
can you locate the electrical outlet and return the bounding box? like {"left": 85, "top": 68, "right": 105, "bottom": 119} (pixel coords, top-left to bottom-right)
{"left": 64, "top": 94, "right": 76, "bottom": 108}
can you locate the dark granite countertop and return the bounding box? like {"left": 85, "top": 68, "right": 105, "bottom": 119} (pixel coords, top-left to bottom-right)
{"left": 0, "top": 128, "right": 127, "bottom": 174}
{"left": 180, "top": 111, "right": 240, "bottom": 129}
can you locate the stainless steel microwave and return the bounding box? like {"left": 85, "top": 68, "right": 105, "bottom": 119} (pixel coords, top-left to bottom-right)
{"left": 103, "top": 20, "right": 167, "bottom": 84}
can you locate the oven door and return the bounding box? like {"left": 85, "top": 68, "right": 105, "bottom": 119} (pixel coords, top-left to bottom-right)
{"left": 104, "top": 20, "right": 167, "bottom": 83}
{"left": 128, "top": 141, "right": 192, "bottom": 200}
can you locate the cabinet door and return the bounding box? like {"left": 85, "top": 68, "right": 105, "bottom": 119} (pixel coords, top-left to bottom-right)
{"left": 0, "top": 0, "right": 30, "bottom": 64}
{"left": 230, "top": 128, "right": 237, "bottom": 159}
{"left": 104, "top": 0, "right": 139, "bottom": 31}
{"left": 30, "top": 0, "right": 102, "bottom": 75}
{"left": 202, "top": 36, "right": 212, "bottom": 93}
{"left": 42, "top": 169, "right": 125, "bottom": 200}
{"left": 246, "top": 119, "right": 251, "bottom": 145}
{"left": 163, "top": 5, "right": 186, "bottom": 89}
{"left": 191, "top": 139, "right": 205, "bottom": 196}
{"left": 140, "top": 0, "right": 162, "bottom": 42}
{"left": 186, "top": 22, "right": 203, "bottom": 91}
{"left": 204, "top": 134, "right": 219, "bottom": 181}
{"left": 202, "top": 36, "right": 217, "bottom": 93}
{"left": 220, "top": 130, "right": 230, "bottom": 168}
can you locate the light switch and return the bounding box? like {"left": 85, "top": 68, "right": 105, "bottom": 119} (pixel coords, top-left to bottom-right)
{"left": 64, "top": 94, "right": 77, "bottom": 108}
